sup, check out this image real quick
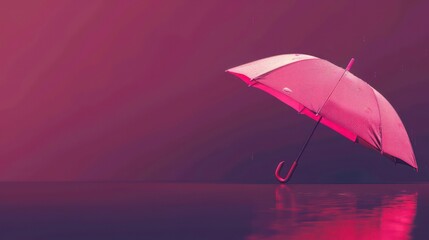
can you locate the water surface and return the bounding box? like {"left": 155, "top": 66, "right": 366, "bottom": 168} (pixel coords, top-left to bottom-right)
{"left": 0, "top": 183, "right": 427, "bottom": 239}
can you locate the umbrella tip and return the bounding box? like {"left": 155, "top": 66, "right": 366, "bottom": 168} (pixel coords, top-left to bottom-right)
{"left": 346, "top": 58, "right": 355, "bottom": 71}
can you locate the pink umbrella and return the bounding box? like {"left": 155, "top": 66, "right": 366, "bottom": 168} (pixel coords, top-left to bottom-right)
{"left": 226, "top": 54, "right": 417, "bottom": 183}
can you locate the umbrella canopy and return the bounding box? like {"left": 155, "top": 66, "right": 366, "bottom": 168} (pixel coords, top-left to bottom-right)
{"left": 226, "top": 54, "right": 417, "bottom": 181}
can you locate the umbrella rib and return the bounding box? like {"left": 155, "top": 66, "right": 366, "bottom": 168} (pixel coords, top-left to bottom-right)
{"left": 370, "top": 87, "right": 383, "bottom": 153}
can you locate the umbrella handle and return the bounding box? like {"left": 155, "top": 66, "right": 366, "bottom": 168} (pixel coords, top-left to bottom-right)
{"left": 275, "top": 160, "right": 298, "bottom": 183}
{"left": 275, "top": 117, "right": 321, "bottom": 183}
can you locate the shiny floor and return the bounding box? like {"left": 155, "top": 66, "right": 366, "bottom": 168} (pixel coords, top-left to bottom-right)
{"left": 0, "top": 183, "right": 427, "bottom": 239}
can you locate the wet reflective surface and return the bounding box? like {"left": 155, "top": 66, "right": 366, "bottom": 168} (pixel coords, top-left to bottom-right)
{"left": 0, "top": 183, "right": 428, "bottom": 239}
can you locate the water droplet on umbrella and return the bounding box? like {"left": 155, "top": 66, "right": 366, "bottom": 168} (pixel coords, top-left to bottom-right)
{"left": 365, "top": 107, "right": 372, "bottom": 113}
{"left": 283, "top": 87, "right": 292, "bottom": 93}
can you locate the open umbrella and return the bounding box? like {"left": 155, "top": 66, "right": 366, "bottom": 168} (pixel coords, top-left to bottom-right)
{"left": 226, "top": 54, "right": 417, "bottom": 183}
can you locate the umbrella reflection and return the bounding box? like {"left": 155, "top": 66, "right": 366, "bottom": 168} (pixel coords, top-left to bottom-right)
{"left": 247, "top": 185, "right": 417, "bottom": 240}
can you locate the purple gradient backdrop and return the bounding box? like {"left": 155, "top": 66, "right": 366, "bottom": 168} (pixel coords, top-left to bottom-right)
{"left": 0, "top": 0, "right": 428, "bottom": 182}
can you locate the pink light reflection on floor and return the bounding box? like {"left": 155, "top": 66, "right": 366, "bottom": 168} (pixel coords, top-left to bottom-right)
{"left": 247, "top": 185, "right": 417, "bottom": 240}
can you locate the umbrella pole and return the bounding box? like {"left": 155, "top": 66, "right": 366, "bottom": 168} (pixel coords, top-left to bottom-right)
{"left": 275, "top": 117, "right": 322, "bottom": 183}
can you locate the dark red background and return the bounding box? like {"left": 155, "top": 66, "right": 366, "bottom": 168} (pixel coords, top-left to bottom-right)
{"left": 0, "top": 0, "right": 427, "bottom": 182}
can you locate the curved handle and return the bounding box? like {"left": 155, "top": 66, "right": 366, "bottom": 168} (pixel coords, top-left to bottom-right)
{"left": 275, "top": 160, "right": 298, "bottom": 183}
